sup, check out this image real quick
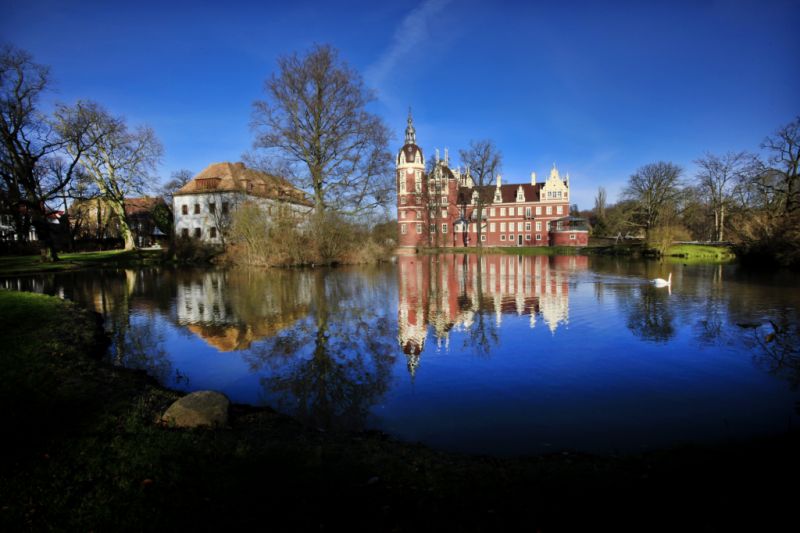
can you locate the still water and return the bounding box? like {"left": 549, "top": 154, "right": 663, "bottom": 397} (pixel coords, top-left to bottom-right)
{"left": 4, "top": 254, "right": 799, "bottom": 456}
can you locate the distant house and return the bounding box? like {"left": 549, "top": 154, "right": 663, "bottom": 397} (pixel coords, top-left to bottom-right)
{"left": 173, "top": 162, "right": 311, "bottom": 243}
{"left": 70, "top": 196, "right": 168, "bottom": 247}
{"left": 125, "top": 197, "right": 169, "bottom": 247}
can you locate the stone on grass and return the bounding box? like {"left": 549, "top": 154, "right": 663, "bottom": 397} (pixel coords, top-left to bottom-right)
{"left": 161, "top": 391, "right": 229, "bottom": 428}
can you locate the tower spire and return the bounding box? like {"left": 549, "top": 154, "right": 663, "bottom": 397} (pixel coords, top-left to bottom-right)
{"left": 405, "top": 107, "right": 416, "bottom": 144}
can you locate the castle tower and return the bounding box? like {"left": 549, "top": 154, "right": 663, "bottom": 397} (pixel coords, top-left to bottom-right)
{"left": 397, "top": 110, "right": 426, "bottom": 248}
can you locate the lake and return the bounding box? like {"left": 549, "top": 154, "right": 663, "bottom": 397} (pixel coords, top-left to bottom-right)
{"left": 4, "top": 253, "right": 799, "bottom": 456}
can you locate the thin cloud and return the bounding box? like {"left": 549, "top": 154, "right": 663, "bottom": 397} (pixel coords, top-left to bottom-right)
{"left": 365, "top": 0, "right": 452, "bottom": 90}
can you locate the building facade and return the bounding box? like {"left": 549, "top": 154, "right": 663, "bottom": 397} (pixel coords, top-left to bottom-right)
{"left": 174, "top": 162, "right": 311, "bottom": 243}
{"left": 396, "top": 113, "right": 588, "bottom": 249}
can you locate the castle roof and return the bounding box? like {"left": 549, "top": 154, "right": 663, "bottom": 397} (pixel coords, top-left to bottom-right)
{"left": 175, "top": 162, "right": 312, "bottom": 207}
{"left": 457, "top": 183, "right": 547, "bottom": 204}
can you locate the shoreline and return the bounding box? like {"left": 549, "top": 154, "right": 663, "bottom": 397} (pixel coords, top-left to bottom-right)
{"left": 1, "top": 288, "right": 797, "bottom": 530}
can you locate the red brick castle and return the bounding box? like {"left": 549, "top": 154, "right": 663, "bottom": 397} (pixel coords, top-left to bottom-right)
{"left": 396, "top": 112, "right": 588, "bottom": 249}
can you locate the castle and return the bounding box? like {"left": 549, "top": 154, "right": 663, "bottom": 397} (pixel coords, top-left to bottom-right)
{"left": 396, "top": 113, "right": 588, "bottom": 249}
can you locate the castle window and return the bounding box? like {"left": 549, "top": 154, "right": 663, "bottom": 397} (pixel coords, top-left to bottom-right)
{"left": 193, "top": 227, "right": 201, "bottom": 238}
{"left": 182, "top": 205, "right": 188, "bottom": 215}
{"left": 430, "top": 224, "right": 436, "bottom": 233}
{"left": 222, "top": 202, "right": 229, "bottom": 214}
{"left": 501, "top": 234, "right": 506, "bottom": 241}
{"left": 525, "top": 222, "right": 531, "bottom": 231}
{"left": 526, "top": 234, "right": 531, "bottom": 241}
{"left": 416, "top": 223, "right": 422, "bottom": 234}
{"left": 526, "top": 207, "right": 531, "bottom": 218}
{"left": 500, "top": 222, "right": 506, "bottom": 232}
{"left": 509, "top": 234, "right": 514, "bottom": 241}
{"left": 400, "top": 211, "right": 405, "bottom": 219}
{"left": 536, "top": 206, "right": 542, "bottom": 215}
{"left": 442, "top": 223, "right": 448, "bottom": 233}
{"left": 416, "top": 210, "right": 421, "bottom": 220}
{"left": 441, "top": 195, "right": 448, "bottom": 205}
{"left": 401, "top": 224, "right": 407, "bottom": 234}
{"left": 570, "top": 233, "right": 576, "bottom": 240}
{"left": 400, "top": 179, "right": 406, "bottom": 193}
{"left": 209, "top": 203, "right": 216, "bottom": 214}
{"left": 517, "top": 222, "right": 523, "bottom": 231}
{"left": 210, "top": 227, "right": 217, "bottom": 238}
{"left": 181, "top": 228, "right": 189, "bottom": 238}
{"left": 490, "top": 223, "right": 496, "bottom": 232}
{"left": 546, "top": 206, "right": 552, "bottom": 215}
{"left": 194, "top": 203, "right": 200, "bottom": 214}
{"left": 490, "top": 208, "right": 496, "bottom": 217}
{"left": 536, "top": 234, "right": 541, "bottom": 241}
{"left": 536, "top": 221, "right": 541, "bottom": 231}
{"left": 557, "top": 205, "right": 563, "bottom": 214}
{"left": 401, "top": 197, "right": 406, "bottom": 204}
{"left": 500, "top": 207, "right": 506, "bottom": 216}
{"left": 481, "top": 234, "right": 486, "bottom": 242}
{"left": 441, "top": 209, "right": 447, "bottom": 218}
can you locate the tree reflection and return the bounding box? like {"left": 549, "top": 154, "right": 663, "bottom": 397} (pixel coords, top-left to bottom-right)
{"left": 626, "top": 285, "right": 675, "bottom": 342}
{"left": 245, "top": 270, "right": 396, "bottom": 431}
{"left": 748, "top": 316, "right": 800, "bottom": 391}
{"left": 461, "top": 256, "right": 498, "bottom": 358}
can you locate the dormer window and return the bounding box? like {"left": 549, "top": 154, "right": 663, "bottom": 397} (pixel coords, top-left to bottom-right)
{"left": 516, "top": 187, "right": 525, "bottom": 202}
{"left": 494, "top": 190, "right": 502, "bottom": 203}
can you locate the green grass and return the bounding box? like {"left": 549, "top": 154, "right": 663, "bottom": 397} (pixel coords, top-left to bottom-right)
{"left": 666, "top": 243, "right": 736, "bottom": 263}
{"left": 0, "top": 248, "right": 166, "bottom": 275}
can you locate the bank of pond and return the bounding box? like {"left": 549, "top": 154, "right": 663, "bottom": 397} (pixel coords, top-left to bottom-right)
{"left": 1, "top": 253, "right": 798, "bottom": 530}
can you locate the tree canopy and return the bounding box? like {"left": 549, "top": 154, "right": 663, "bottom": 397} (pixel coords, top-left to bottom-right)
{"left": 251, "top": 44, "right": 393, "bottom": 216}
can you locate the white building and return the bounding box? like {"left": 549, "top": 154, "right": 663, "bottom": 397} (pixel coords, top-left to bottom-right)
{"left": 173, "top": 162, "right": 312, "bottom": 243}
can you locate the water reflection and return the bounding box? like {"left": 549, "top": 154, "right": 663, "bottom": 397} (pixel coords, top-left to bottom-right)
{"left": 397, "top": 254, "right": 587, "bottom": 372}
{"left": 2, "top": 256, "right": 800, "bottom": 454}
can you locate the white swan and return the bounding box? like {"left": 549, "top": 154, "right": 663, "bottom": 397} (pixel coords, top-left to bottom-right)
{"left": 652, "top": 272, "right": 672, "bottom": 288}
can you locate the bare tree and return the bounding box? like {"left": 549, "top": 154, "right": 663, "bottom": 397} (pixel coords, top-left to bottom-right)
{"left": 594, "top": 186, "right": 607, "bottom": 220}
{"left": 758, "top": 116, "right": 799, "bottom": 215}
{"left": 57, "top": 101, "right": 163, "bottom": 250}
{"left": 0, "top": 45, "right": 97, "bottom": 260}
{"left": 622, "top": 162, "right": 684, "bottom": 240}
{"left": 251, "top": 44, "right": 393, "bottom": 217}
{"left": 160, "top": 169, "right": 193, "bottom": 206}
{"left": 459, "top": 139, "right": 502, "bottom": 248}
{"left": 695, "top": 151, "right": 752, "bottom": 242}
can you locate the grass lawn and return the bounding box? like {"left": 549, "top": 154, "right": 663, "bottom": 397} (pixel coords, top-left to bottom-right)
{"left": 666, "top": 243, "right": 736, "bottom": 263}
{"left": 1, "top": 289, "right": 796, "bottom": 531}
{"left": 0, "top": 248, "right": 166, "bottom": 275}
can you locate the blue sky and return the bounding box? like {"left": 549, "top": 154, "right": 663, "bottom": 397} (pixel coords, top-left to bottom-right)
{"left": 2, "top": 0, "right": 798, "bottom": 209}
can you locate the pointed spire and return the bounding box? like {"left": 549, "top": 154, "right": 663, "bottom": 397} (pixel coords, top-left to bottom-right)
{"left": 405, "top": 107, "right": 416, "bottom": 144}
{"left": 444, "top": 147, "right": 449, "bottom": 166}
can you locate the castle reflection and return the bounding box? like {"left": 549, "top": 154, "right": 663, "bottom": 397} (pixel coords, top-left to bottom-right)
{"left": 397, "top": 254, "right": 588, "bottom": 374}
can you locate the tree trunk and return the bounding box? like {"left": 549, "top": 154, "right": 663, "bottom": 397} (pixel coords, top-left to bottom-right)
{"left": 108, "top": 199, "right": 136, "bottom": 250}
{"left": 719, "top": 204, "right": 725, "bottom": 242}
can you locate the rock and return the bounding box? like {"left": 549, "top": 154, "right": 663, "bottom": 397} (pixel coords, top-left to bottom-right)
{"left": 161, "top": 391, "right": 230, "bottom": 428}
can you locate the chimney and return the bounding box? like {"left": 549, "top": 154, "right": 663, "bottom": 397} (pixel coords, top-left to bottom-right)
{"left": 531, "top": 171, "right": 537, "bottom": 185}
{"left": 496, "top": 174, "right": 502, "bottom": 188}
